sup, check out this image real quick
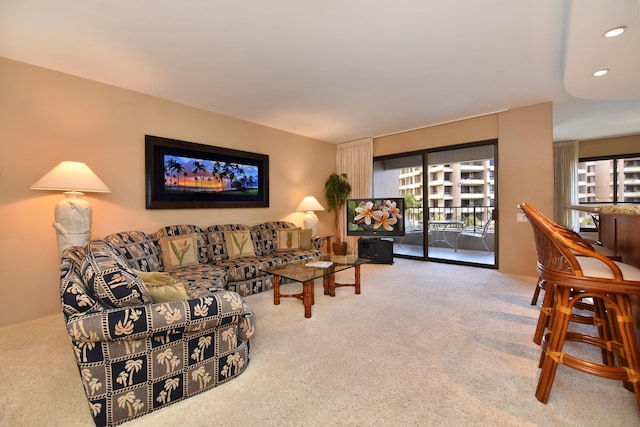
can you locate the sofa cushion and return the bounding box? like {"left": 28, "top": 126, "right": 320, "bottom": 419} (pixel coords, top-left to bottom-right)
{"left": 153, "top": 225, "right": 208, "bottom": 264}
{"left": 166, "top": 263, "right": 228, "bottom": 295}
{"left": 205, "top": 229, "right": 230, "bottom": 262}
{"left": 273, "top": 248, "right": 324, "bottom": 264}
{"left": 224, "top": 230, "right": 257, "bottom": 259}
{"left": 105, "top": 230, "right": 162, "bottom": 272}
{"left": 215, "top": 254, "right": 283, "bottom": 282}
{"left": 158, "top": 233, "right": 200, "bottom": 270}
{"left": 81, "top": 240, "right": 153, "bottom": 308}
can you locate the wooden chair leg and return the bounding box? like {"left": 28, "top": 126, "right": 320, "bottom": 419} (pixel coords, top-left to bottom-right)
{"left": 613, "top": 295, "right": 640, "bottom": 409}
{"left": 592, "top": 297, "right": 617, "bottom": 366}
{"left": 533, "top": 279, "right": 553, "bottom": 345}
{"left": 530, "top": 278, "right": 544, "bottom": 305}
{"left": 536, "top": 286, "right": 571, "bottom": 404}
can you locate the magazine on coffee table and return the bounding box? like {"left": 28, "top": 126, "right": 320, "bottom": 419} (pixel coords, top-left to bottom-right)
{"left": 305, "top": 261, "right": 333, "bottom": 268}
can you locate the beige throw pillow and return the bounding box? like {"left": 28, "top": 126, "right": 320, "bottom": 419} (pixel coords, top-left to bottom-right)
{"left": 276, "top": 228, "right": 312, "bottom": 250}
{"left": 276, "top": 228, "right": 300, "bottom": 250}
{"left": 134, "top": 270, "right": 192, "bottom": 303}
{"left": 224, "top": 231, "right": 256, "bottom": 259}
{"left": 158, "top": 233, "right": 199, "bottom": 270}
{"left": 299, "top": 229, "right": 313, "bottom": 250}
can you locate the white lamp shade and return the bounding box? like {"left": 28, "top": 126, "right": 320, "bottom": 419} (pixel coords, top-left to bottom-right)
{"left": 295, "top": 196, "right": 325, "bottom": 212}
{"left": 30, "top": 161, "right": 111, "bottom": 193}
{"left": 31, "top": 161, "right": 110, "bottom": 256}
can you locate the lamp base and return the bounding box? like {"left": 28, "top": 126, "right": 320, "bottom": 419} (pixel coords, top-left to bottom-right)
{"left": 53, "top": 191, "right": 92, "bottom": 256}
{"left": 303, "top": 211, "right": 319, "bottom": 237}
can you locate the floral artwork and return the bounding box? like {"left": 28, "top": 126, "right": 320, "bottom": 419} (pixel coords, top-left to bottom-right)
{"left": 349, "top": 199, "right": 403, "bottom": 232}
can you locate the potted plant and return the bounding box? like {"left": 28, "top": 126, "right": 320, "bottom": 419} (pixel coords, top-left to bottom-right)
{"left": 324, "top": 173, "right": 352, "bottom": 255}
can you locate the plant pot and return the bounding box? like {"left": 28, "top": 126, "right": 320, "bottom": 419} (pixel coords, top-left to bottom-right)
{"left": 332, "top": 242, "right": 348, "bottom": 255}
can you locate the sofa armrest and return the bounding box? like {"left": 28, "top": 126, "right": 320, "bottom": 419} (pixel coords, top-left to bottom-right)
{"left": 67, "top": 289, "right": 253, "bottom": 343}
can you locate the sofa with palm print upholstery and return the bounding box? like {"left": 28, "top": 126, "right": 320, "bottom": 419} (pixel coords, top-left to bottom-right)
{"left": 60, "top": 221, "right": 322, "bottom": 426}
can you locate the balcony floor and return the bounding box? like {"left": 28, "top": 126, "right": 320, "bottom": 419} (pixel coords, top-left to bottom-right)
{"left": 394, "top": 243, "right": 495, "bottom": 266}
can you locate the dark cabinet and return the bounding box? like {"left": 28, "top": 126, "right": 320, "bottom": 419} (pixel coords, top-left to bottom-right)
{"left": 357, "top": 238, "right": 394, "bottom": 264}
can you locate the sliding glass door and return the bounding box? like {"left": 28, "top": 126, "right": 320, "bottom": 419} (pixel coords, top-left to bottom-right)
{"left": 425, "top": 142, "right": 497, "bottom": 267}
{"left": 373, "top": 141, "right": 497, "bottom": 268}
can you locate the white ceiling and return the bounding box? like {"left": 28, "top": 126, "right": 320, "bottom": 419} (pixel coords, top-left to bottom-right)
{"left": 1, "top": 0, "right": 639, "bottom": 144}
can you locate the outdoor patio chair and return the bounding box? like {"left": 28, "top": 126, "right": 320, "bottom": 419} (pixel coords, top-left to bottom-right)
{"left": 454, "top": 212, "right": 494, "bottom": 252}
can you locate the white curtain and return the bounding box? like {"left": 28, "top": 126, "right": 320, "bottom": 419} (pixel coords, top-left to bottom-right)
{"left": 337, "top": 138, "right": 373, "bottom": 252}
{"left": 554, "top": 140, "right": 579, "bottom": 229}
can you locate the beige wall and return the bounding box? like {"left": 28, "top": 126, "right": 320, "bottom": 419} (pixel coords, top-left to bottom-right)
{"left": 578, "top": 134, "right": 640, "bottom": 158}
{"left": 373, "top": 103, "right": 554, "bottom": 276}
{"left": 497, "top": 103, "right": 553, "bottom": 275}
{"left": 374, "top": 114, "right": 498, "bottom": 156}
{"left": 0, "top": 58, "right": 337, "bottom": 326}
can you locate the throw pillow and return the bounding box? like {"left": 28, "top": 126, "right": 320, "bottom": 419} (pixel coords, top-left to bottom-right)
{"left": 299, "top": 228, "right": 312, "bottom": 250}
{"left": 224, "top": 231, "right": 256, "bottom": 259}
{"left": 134, "top": 270, "right": 192, "bottom": 303}
{"left": 158, "top": 233, "right": 199, "bottom": 270}
{"left": 276, "top": 228, "right": 301, "bottom": 250}
{"left": 133, "top": 270, "right": 175, "bottom": 286}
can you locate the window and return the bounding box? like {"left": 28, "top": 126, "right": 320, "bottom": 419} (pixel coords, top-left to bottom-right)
{"left": 577, "top": 154, "right": 640, "bottom": 230}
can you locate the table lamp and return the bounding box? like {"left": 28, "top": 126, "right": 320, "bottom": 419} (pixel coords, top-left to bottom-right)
{"left": 30, "top": 161, "right": 111, "bottom": 256}
{"left": 295, "top": 196, "right": 325, "bottom": 236}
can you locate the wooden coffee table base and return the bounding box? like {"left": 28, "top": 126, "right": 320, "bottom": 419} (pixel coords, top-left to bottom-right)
{"left": 323, "top": 265, "right": 362, "bottom": 297}
{"left": 270, "top": 257, "right": 367, "bottom": 318}
{"left": 273, "top": 275, "right": 315, "bottom": 318}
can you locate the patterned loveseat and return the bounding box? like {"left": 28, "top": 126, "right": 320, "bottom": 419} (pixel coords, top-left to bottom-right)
{"left": 61, "top": 221, "right": 322, "bottom": 426}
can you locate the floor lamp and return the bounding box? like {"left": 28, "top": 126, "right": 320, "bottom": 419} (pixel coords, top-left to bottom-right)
{"left": 296, "top": 196, "right": 325, "bottom": 236}
{"left": 31, "top": 161, "right": 111, "bottom": 256}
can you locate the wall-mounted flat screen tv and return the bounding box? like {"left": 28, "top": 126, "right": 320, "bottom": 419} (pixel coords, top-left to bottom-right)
{"left": 346, "top": 198, "right": 405, "bottom": 237}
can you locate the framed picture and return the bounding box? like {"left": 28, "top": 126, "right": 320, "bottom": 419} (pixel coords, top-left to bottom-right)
{"left": 145, "top": 135, "right": 269, "bottom": 209}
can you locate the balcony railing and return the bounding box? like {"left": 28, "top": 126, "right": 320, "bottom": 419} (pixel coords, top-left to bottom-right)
{"left": 395, "top": 205, "right": 495, "bottom": 262}
{"left": 426, "top": 205, "right": 493, "bottom": 225}
{"left": 404, "top": 205, "right": 494, "bottom": 225}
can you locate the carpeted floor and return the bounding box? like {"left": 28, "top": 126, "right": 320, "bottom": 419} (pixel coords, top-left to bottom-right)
{"left": 1, "top": 259, "right": 638, "bottom": 426}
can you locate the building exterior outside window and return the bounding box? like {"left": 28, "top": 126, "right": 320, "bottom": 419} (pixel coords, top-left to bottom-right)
{"left": 577, "top": 155, "right": 640, "bottom": 229}
{"left": 398, "top": 159, "right": 495, "bottom": 224}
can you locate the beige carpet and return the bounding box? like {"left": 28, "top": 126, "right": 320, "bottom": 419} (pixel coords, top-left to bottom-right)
{"left": 1, "top": 259, "right": 638, "bottom": 426}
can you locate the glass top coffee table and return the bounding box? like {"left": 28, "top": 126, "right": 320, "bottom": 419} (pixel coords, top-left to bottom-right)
{"left": 268, "top": 254, "right": 369, "bottom": 318}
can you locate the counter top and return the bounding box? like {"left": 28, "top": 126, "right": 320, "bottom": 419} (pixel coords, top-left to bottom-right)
{"left": 569, "top": 204, "right": 640, "bottom": 215}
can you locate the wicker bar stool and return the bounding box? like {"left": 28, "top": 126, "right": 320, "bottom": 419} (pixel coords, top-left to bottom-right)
{"left": 520, "top": 203, "right": 605, "bottom": 345}
{"left": 527, "top": 204, "right": 619, "bottom": 306}
{"left": 519, "top": 202, "right": 640, "bottom": 409}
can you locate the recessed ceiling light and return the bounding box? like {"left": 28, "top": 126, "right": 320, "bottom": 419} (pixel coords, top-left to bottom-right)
{"left": 592, "top": 69, "right": 609, "bottom": 77}
{"left": 604, "top": 26, "right": 627, "bottom": 37}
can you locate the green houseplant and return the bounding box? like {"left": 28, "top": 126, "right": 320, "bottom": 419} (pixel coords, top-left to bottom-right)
{"left": 324, "top": 173, "right": 352, "bottom": 255}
